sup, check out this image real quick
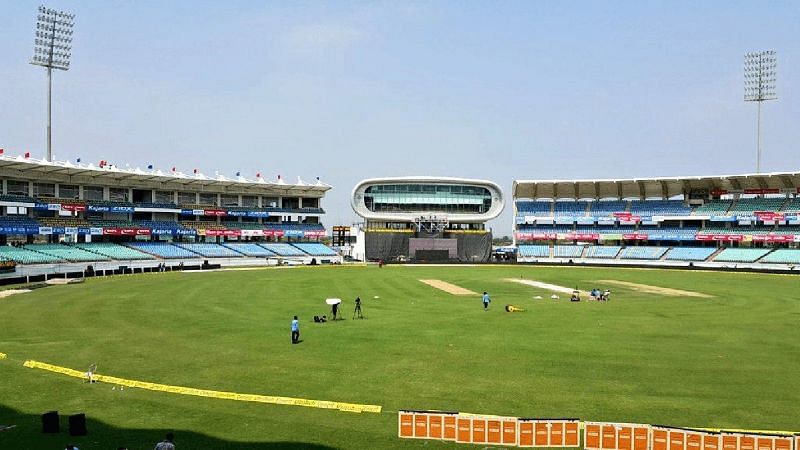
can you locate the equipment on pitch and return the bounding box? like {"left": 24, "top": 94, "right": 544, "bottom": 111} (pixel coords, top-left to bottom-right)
{"left": 41, "top": 411, "right": 59, "bottom": 433}
{"left": 326, "top": 298, "right": 342, "bottom": 320}
{"left": 353, "top": 297, "right": 364, "bottom": 319}
{"left": 505, "top": 304, "right": 525, "bottom": 312}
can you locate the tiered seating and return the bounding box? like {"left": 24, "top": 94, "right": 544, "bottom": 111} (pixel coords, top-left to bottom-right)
{"left": 619, "top": 246, "right": 668, "bottom": 260}
{"left": 0, "top": 216, "right": 42, "bottom": 229}
{"left": 174, "top": 243, "right": 243, "bottom": 258}
{"left": 640, "top": 226, "right": 699, "bottom": 239}
{"left": 782, "top": 198, "right": 800, "bottom": 212}
{"left": 88, "top": 200, "right": 134, "bottom": 208}
{"left": 713, "top": 248, "right": 771, "bottom": 263}
{"left": 222, "top": 243, "right": 275, "bottom": 257}
{"left": 38, "top": 217, "right": 90, "bottom": 228}
{"left": 629, "top": 200, "right": 692, "bottom": 216}
{"left": 180, "top": 221, "right": 226, "bottom": 231}
{"left": 292, "top": 243, "right": 337, "bottom": 256}
{"left": 553, "top": 245, "right": 584, "bottom": 258}
{"left": 760, "top": 249, "right": 800, "bottom": 264}
{"left": 589, "top": 201, "right": 628, "bottom": 215}
{"left": 576, "top": 226, "right": 636, "bottom": 234}
{"left": 265, "top": 223, "right": 325, "bottom": 231}
{"left": 585, "top": 246, "right": 621, "bottom": 259}
{"left": 553, "top": 201, "right": 588, "bottom": 216}
{"left": 0, "top": 246, "right": 63, "bottom": 264}
{"left": 259, "top": 243, "right": 306, "bottom": 256}
{"left": 90, "top": 219, "right": 135, "bottom": 228}
{"left": 664, "top": 247, "right": 716, "bottom": 261}
{"left": 126, "top": 242, "right": 199, "bottom": 259}
{"left": 137, "top": 220, "right": 187, "bottom": 230}
{"left": 517, "top": 245, "right": 549, "bottom": 257}
{"left": 516, "top": 226, "right": 575, "bottom": 233}
{"left": 693, "top": 200, "right": 732, "bottom": 215}
{"left": 222, "top": 221, "right": 264, "bottom": 230}
{"left": 729, "top": 197, "right": 787, "bottom": 215}
{"left": 135, "top": 202, "right": 178, "bottom": 209}
{"left": 516, "top": 201, "right": 553, "bottom": 214}
{"left": 25, "top": 243, "right": 110, "bottom": 262}
{"left": 74, "top": 243, "right": 155, "bottom": 260}
{"left": 0, "top": 194, "right": 36, "bottom": 203}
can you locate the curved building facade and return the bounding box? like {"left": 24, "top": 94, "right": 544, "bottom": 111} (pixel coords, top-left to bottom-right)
{"left": 351, "top": 177, "right": 504, "bottom": 227}
{"left": 351, "top": 177, "right": 504, "bottom": 262}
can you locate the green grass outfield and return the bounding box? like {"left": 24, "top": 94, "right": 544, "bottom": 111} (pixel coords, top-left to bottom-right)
{"left": 0, "top": 265, "right": 798, "bottom": 449}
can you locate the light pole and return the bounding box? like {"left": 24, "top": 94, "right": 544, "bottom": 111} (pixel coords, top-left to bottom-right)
{"left": 31, "top": 5, "right": 75, "bottom": 162}
{"left": 744, "top": 50, "right": 777, "bottom": 173}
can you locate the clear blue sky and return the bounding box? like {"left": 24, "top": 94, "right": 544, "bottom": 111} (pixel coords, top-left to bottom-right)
{"left": 2, "top": 1, "right": 799, "bottom": 233}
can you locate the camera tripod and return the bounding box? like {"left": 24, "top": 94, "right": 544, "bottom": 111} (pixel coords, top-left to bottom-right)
{"left": 352, "top": 303, "right": 363, "bottom": 319}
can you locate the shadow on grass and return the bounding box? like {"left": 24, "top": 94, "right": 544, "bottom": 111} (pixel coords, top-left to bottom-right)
{"left": 0, "top": 404, "right": 338, "bottom": 450}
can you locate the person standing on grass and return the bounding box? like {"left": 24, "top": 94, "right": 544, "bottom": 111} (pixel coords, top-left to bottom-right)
{"left": 482, "top": 291, "right": 490, "bottom": 311}
{"left": 291, "top": 316, "right": 300, "bottom": 344}
{"left": 154, "top": 432, "right": 175, "bottom": 450}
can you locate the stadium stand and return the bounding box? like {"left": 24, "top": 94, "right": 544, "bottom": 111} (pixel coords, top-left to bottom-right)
{"left": 74, "top": 243, "right": 155, "bottom": 260}
{"left": 760, "top": 249, "right": 800, "bottom": 264}
{"left": 174, "top": 243, "right": 244, "bottom": 258}
{"left": 180, "top": 221, "right": 227, "bottom": 231}
{"left": 221, "top": 221, "right": 265, "bottom": 230}
{"left": 136, "top": 220, "right": 189, "bottom": 230}
{"left": 515, "top": 201, "right": 553, "bottom": 214}
{"left": 221, "top": 243, "right": 275, "bottom": 257}
{"left": 517, "top": 245, "right": 550, "bottom": 258}
{"left": 693, "top": 200, "right": 732, "bottom": 215}
{"left": 25, "top": 243, "right": 110, "bottom": 262}
{"left": 0, "top": 246, "right": 63, "bottom": 264}
{"left": 589, "top": 200, "right": 628, "bottom": 214}
{"left": 728, "top": 197, "right": 787, "bottom": 214}
{"left": 553, "top": 245, "right": 584, "bottom": 258}
{"left": 782, "top": 198, "right": 800, "bottom": 212}
{"left": 664, "top": 247, "right": 717, "bottom": 261}
{"left": 713, "top": 248, "right": 772, "bottom": 263}
{"left": 585, "top": 245, "right": 621, "bottom": 259}
{"left": 89, "top": 219, "right": 136, "bottom": 228}
{"left": 619, "top": 246, "right": 669, "bottom": 260}
{"left": 553, "top": 201, "right": 588, "bottom": 216}
{"left": 0, "top": 194, "right": 37, "bottom": 203}
{"left": 259, "top": 243, "right": 306, "bottom": 256}
{"left": 0, "top": 216, "right": 42, "bottom": 230}
{"left": 38, "top": 217, "right": 91, "bottom": 228}
{"left": 628, "top": 200, "right": 692, "bottom": 216}
{"left": 126, "top": 242, "right": 200, "bottom": 259}
{"left": 292, "top": 243, "right": 338, "bottom": 256}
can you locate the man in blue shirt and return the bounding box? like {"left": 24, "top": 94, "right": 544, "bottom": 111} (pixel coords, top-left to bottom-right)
{"left": 482, "top": 292, "right": 490, "bottom": 311}
{"left": 291, "top": 316, "right": 300, "bottom": 344}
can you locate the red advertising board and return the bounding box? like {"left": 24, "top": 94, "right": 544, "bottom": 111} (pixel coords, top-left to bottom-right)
{"left": 516, "top": 232, "right": 557, "bottom": 241}
{"left": 61, "top": 203, "right": 86, "bottom": 212}
{"left": 566, "top": 233, "right": 599, "bottom": 240}
{"left": 744, "top": 188, "right": 780, "bottom": 195}
{"left": 695, "top": 234, "right": 743, "bottom": 242}
{"left": 752, "top": 234, "right": 796, "bottom": 243}
{"left": 754, "top": 211, "right": 785, "bottom": 221}
{"left": 103, "top": 227, "right": 151, "bottom": 236}
{"left": 205, "top": 229, "right": 241, "bottom": 237}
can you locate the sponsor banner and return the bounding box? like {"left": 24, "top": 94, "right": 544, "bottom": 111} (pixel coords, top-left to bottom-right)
{"left": 304, "top": 230, "right": 326, "bottom": 238}
{"left": 33, "top": 203, "right": 50, "bottom": 211}
{"left": 240, "top": 229, "right": 264, "bottom": 237}
{"left": 696, "top": 234, "right": 744, "bottom": 242}
{"left": 754, "top": 211, "right": 785, "bottom": 221}
{"left": 738, "top": 220, "right": 752, "bottom": 226}
{"left": 283, "top": 230, "right": 304, "bottom": 238}
{"left": 61, "top": 203, "right": 86, "bottom": 212}
{"left": 640, "top": 220, "right": 658, "bottom": 226}
{"left": 179, "top": 209, "right": 198, "bottom": 216}
{"left": 227, "top": 210, "right": 248, "bottom": 217}
{"left": 87, "top": 205, "right": 135, "bottom": 213}
{"left": 555, "top": 217, "right": 575, "bottom": 225}
{"left": 151, "top": 228, "right": 176, "bottom": 235}
{"left": 566, "top": 232, "right": 599, "bottom": 241}
{"left": 619, "top": 220, "right": 639, "bottom": 225}
{"left": 613, "top": 212, "right": 640, "bottom": 222}
{"left": 176, "top": 228, "right": 196, "bottom": 236}
{"left": 744, "top": 188, "right": 780, "bottom": 194}
{"left": 752, "top": 234, "right": 796, "bottom": 243}
{"left": 38, "top": 226, "right": 53, "bottom": 235}
{"left": 711, "top": 189, "right": 728, "bottom": 196}
{"left": 205, "top": 229, "right": 241, "bottom": 237}
{"left": 623, "top": 233, "right": 649, "bottom": 240}
{"left": 576, "top": 217, "right": 596, "bottom": 225}
{"left": 264, "top": 229, "right": 285, "bottom": 237}
{"left": 204, "top": 209, "right": 227, "bottom": 217}
{"left": 47, "top": 203, "right": 61, "bottom": 211}
{"left": 90, "top": 227, "right": 104, "bottom": 235}
{"left": 598, "top": 233, "right": 622, "bottom": 241}
{"left": 103, "top": 227, "right": 151, "bottom": 236}
{"left": 64, "top": 227, "right": 78, "bottom": 235}
{"left": 597, "top": 217, "right": 615, "bottom": 226}
{"left": 246, "top": 211, "right": 271, "bottom": 218}
{"left": 710, "top": 216, "right": 737, "bottom": 222}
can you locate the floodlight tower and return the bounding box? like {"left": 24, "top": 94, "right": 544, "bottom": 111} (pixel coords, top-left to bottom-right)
{"left": 31, "top": 5, "right": 75, "bottom": 162}
{"left": 744, "top": 50, "right": 777, "bottom": 173}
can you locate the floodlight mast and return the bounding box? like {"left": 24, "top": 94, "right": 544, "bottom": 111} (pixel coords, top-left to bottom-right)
{"left": 744, "top": 50, "right": 777, "bottom": 174}
{"left": 30, "top": 5, "right": 75, "bottom": 162}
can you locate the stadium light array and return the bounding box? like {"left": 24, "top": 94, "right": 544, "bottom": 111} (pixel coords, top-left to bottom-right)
{"left": 744, "top": 50, "right": 777, "bottom": 173}
{"left": 30, "top": 5, "right": 75, "bottom": 162}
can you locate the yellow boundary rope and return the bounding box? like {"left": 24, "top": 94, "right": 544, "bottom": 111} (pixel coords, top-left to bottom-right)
{"left": 22, "top": 359, "right": 381, "bottom": 414}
